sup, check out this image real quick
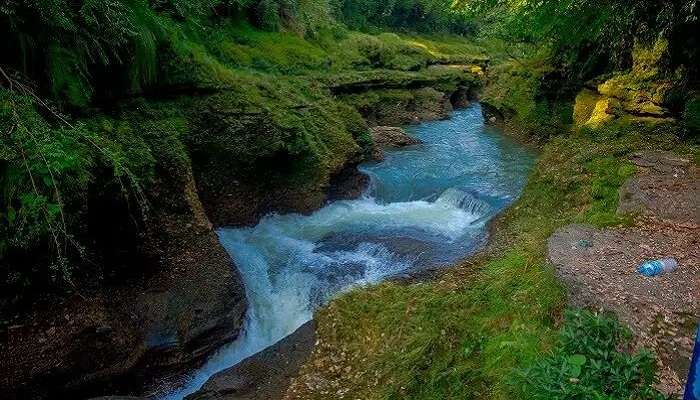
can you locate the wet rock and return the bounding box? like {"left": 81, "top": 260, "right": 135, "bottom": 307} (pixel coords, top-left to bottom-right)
{"left": 186, "top": 321, "right": 316, "bottom": 400}
{"left": 370, "top": 126, "right": 421, "bottom": 148}
{"left": 480, "top": 101, "right": 505, "bottom": 126}
{"left": 327, "top": 165, "right": 370, "bottom": 201}
{"left": 449, "top": 86, "right": 474, "bottom": 109}
{"left": 345, "top": 87, "right": 456, "bottom": 128}
{"left": 369, "top": 126, "right": 422, "bottom": 161}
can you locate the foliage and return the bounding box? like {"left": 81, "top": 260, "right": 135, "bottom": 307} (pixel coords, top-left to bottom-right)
{"left": 306, "top": 250, "right": 563, "bottom": 400}
{"left": 457, "top": 0, "right": 699, "bottom": 79}
{"left": 0, "top": 90, "right": 91, "bottom": 278}
{"left": 683, "top": 95, "right": 700, "bottom": 136}
{"left": 1, "top": 5, "right": 486, "bottom": 297}
{"left": 481, "top": 55, "right": 574, "bottom": 139}
{"left": 334, "top": 0, "right": 477, "bottom": 35}
{"left": 583, "top": 156, "right": 636, "bottom": 227}
{"left": 1, "top": 0, "right": 169, "bottom": 104}
{"left": 0, "top": 0, "right": 341, "bottom": 106}
{"left": 2, "top": 1, "right": 697, "bottom": 397}
{"left": 516, "top": 310, "right": 663, "bottom": 400}
{"left": 0, "top": 87, "right": 163, "bottom": 291}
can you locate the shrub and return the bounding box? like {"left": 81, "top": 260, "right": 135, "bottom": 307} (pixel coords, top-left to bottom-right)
{"left": 683, "top": 96, "right": 700, "bottom": 136}
{"left": 516, "top": 310, "right": 664, "bottom": 400}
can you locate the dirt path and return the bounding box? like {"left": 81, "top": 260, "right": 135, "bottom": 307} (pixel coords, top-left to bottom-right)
{"left": 548, "top": 151, "right": 699, "bottom": 396}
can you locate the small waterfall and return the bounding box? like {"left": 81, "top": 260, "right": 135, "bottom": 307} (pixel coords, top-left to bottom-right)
{"left": 436, "top": 188, "right": 492, "bottom": 217}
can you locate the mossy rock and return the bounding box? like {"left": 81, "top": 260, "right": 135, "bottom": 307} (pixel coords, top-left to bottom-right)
{"left": 631, "top": 38, "right": 670, "bottom": 80}
{"left": 573, "top": 89, "right": 601, "bottom": 127}
{"left": 341, "top": 87, "right": 452, "bottom": 126}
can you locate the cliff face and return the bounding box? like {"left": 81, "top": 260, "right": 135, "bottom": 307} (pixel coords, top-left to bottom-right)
{"left": 480, "top": 38, "right": 698, "bottom": 142}
{"left": 1, "top": 147, "right": 247, "bottom": 398}
{"left": 572, "top": 40, "right": 679, "bottom": 129}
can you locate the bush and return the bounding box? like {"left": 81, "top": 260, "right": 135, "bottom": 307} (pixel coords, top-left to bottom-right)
{"left": 683, "top": 96, "right": 700, "bottom": 136}
{"left": 0, "top": 90, "right": 92, "bottom": 279}
{"left": 516, "top": 310, "right": 664, "bottom": 400}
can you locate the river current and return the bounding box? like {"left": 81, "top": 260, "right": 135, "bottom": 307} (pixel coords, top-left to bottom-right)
{"left": 161, "top": 103, "right": 534, "bottom": 399}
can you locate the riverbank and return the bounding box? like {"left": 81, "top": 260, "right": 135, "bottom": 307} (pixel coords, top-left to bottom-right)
{"left": 281, "top": 115, "right": 698, "bottom": 399}
{"left": 3, "top": 1, "right": 699, "bottom": 399}
{"left": 549, "top": 150, "right": 699, "bottom": 395}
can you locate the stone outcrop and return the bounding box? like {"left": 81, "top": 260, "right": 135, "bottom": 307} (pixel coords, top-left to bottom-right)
{"left": 0, "top": 59, "right": 483, "bottom": 400}
{"left": 342, "top": 87, "right": 455, "bottom": 127}
{"left": 186, "top": 322, "right": 316, "bottom": 400}
{"left": 573, "top": 39, "right": 679, "bottom": 129}
{"left": 1, "top": 164, "right": 247, "bottom": 399}
{"left": 180, "top": 67, "right": 481, "bottom": 400}
{"left": 369, "top": 126, "right": 422, "bottom": 161}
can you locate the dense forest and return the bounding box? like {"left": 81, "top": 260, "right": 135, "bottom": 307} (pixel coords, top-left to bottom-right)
{"left": 1, "top": 0, "right": 699, "bottom": 399}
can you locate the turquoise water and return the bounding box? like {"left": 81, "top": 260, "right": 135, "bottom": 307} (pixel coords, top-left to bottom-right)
{"left": 159, "top": 103, "right": 534, "bottom": 399}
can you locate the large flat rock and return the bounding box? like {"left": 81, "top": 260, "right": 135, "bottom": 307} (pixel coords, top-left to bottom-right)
{"left": 548, "top": 150, "right": 700, "bottom": 396}
{"left": 618, "top": 151, "right": 699, "bottom": 226}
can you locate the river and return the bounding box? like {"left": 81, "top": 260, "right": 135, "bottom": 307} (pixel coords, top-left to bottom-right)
{"left": 160, "top": 103, "right": 534, "bottom": 399}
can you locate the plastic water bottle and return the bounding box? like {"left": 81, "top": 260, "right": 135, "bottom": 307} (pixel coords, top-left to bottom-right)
{"left": 637, "top": 258, "right": 678, "bottom": 277}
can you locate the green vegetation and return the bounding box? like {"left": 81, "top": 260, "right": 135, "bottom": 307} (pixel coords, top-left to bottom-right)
{"left": 336, "top": 0, "right": 476, "bottom": 34}
{"left": 1, "top": 0, "right": 483, "bottom": 302}
{"left": 296, "top": 121, "right": 691, "bottom": 399}
{"left": 458, "top": 0, "right": 699, "bottom": 80}
{"left": 517, "top": 310, "right": 662, "bottom": 400}
{"left": 2, "top": 0, "right": 700, "bottom": 398}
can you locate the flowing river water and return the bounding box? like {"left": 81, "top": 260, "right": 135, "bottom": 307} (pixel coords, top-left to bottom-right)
{"left": 160, "top": 103, "right": 535, "bottom": 399}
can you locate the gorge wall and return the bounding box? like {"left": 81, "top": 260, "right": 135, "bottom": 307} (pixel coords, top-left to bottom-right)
{"left": 0, "top": 27, "right": 484, "bottom": 398}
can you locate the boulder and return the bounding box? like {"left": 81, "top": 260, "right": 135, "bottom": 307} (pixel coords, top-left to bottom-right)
{"left": 369, "top": 126, "right": 422, "bottom": 161}
{"left": 186, "top": 322, "right": 316, "bottom": 400}
{"left": 371, "top": 126, "right": 421, "bottom": 147}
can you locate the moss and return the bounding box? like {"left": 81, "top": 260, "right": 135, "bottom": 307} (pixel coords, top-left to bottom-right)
{"left": 2, "top": 14, "right": 487, "bottom": 300}
{"left": 181, "top": 72, "right": 364, "bottom": 189}
{"left": 631, "top": 38, "right": 670, "bottom": 80}
{"left": 480, "top": 57, "right": 573, "bottom": 139}
{"left": 206, "top": 21, "right": 331, "bottom": 74}
{"left": 47, "top": 46, "right": 93, "bottom": 107}
{"left": 399, "top": 34, "right": 489, "bottom": 65}
{"left": 587, "top": 98, "right": 619, "bottom": 126}
{"left": 583, "top": 157, "right": 636, "bottom": 227}
{"left": 340, "top": 87, "right": 451, "bottom": 126}
{"left": 572, "top": 89, "right": 600, "bottom": 127}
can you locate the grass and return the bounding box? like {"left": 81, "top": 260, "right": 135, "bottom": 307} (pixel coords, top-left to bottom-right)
{"left": 288, "top": 123, "right": 696, "bottom": 399}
